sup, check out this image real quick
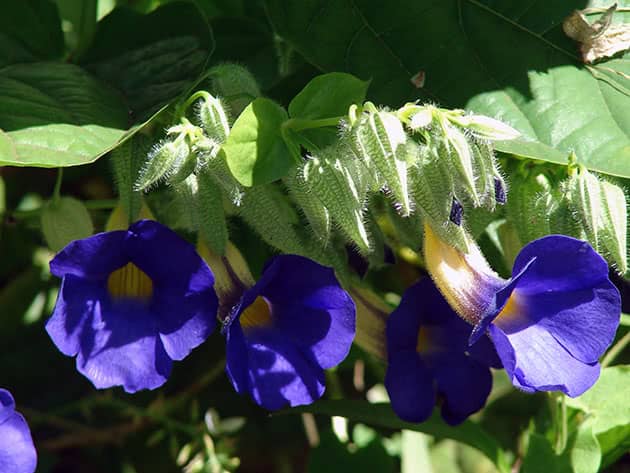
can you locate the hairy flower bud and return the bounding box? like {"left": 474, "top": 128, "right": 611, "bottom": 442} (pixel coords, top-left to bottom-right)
{"left": 565, "top": 166, "right": 628, "bottom": 273}
{"left": 197, "top": 94, "right": 230, "bottom": 143}
{"left": 284, "top": 165, "right": 332, "bottom": 246}
{"left": 350, "top": 105, "right": 412, "bottom": 216}
{"left": 448, "top": 114, "right": 520, "bottom": 141}
{"left": 135, "top": 138, "right": 191, "bottom": 191}
{"left": 302, "top": 149, "right": 371, "bottom": 254}
{"left": 506, "top": 170, "right": 557, "bottom": 245}
{"left": 410, "top": 145, "right": 469, "bottom": 252}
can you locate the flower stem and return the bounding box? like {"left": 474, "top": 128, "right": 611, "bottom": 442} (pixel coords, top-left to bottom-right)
{"left": 601, "top": 330, "right": 630, "bottom": 368}
{"left": 52, "top": 168, "right": 64, "bottom": 204}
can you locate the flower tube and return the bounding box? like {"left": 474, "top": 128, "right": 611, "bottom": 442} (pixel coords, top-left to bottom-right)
{"left": 424, "top": 223, "right": 621, "bottom": 397}
{"left": 47, "top": 220, "right": 218, "bottom": 393}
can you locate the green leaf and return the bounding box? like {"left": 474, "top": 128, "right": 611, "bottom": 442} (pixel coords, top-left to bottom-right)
{"left": 521, "top": 433, "right": 568, "bottom": 473}
{"left": 566, "top": 366, "right": 630, "bottom": 435}
{"left": 283, "top": 400, "right": 510, "bottom": 473}
{"left": 0, "top": 0, "right": 64, "bottom": 67}
{"left": 289, "top": 72, "right": 369, "bottom": 120}
{"left": 493, "top": 138, "right": 567, "bottom": 165}
{"left": 566, "top": 365, "right": 630, "bottom": 467}
{"left": 0, "top": 62, "right": 128, "bottom": 167}
{"left": 223, "top": 98, "right": 293, "bottom": 186}
{"left": 571, "top": 427, "right": 601, "bottom": 473}
{"left": 81, "top": 1, "right": 214, "bottom": 120}
{"left": 469, "top": 65, "right": 630, "bottom": 179}
{"left": 266, "top": 0, "right": 630, "bottom": 178}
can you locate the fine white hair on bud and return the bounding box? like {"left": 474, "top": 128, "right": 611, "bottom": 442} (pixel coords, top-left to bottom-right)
{"left": 135, "top": 138, "right": 191, "bottom": 191}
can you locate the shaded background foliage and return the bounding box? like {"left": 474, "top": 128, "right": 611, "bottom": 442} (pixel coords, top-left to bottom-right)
{"left": 0, "top": 0, "right": 629, "bottom": 472}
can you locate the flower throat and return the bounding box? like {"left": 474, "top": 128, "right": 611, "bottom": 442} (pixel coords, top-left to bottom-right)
{"left": 107, "top": 263, "right": 153, "bottom": 301}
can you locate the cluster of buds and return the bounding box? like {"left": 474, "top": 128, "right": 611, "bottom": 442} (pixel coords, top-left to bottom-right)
{"left": 284, "top": 102, "right": 521, "bottom": 257}
{"left": 506, "top": 158, "right": 627, "bottom": 274}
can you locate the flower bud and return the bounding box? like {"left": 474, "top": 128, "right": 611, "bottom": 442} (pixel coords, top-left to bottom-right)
{"left": 409, "top": 145, "right": 469, "bottom": 252}
{"left": 506, "top": 170, "right": 557, "bottom": 245}
{"left": 284, "top": 165, "right": 331, "bottom": 246}
{"left": 441, "top": 124, "right": 480, "bottom": 206}
{"left": 110, "top": 134, "right": 150, "bottom": 222}
{"left": 350, "top": 105, "right": 412, "bottom": 216}
{"left": 565, "top": 166, "right": 627, "bottom": 273}
{"left": 302, "top": 149, "right": 371, "bottom": 254}
{"left": 239, "top": 183, "right": 303, "bottom": 254}
{"left": 448, "top": 114, "right": 520, "bottom": 141}
{"left": 135, "top": 138, "right": 190, "bottom": 191}
{"left": 41, "top": 197, "right": 93, "bottom": 251}
{"left": 197, "top": 94, "right": 230, "bottom": 143}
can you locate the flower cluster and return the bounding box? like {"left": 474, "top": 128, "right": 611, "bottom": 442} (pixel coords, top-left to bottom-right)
{"left": 46, "top": 220, "right": 356, "bottom": 411}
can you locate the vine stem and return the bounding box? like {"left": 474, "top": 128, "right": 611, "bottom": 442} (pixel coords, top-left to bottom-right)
{"left": 601, "top": 331, "right": 630, "bottom": 368}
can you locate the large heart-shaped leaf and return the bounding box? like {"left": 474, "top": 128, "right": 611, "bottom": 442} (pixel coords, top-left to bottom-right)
{"left": 0, "top": 62, "right": 128, "bottom": 167}
{"left": 265, "top": 0, "right": 630, "bottom": 178}
{"left": 0, "top": 0, "right": 64, "bottom": 67}
{"left": 81, "top": 1, "right": 214, "bottom": 121}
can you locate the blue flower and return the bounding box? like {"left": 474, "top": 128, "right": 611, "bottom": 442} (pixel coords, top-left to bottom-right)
{"left": 0, "top": 389, "right": 37, "bottom": 473}
{"left": 47, "top": 220, "right": 218, "bottom": 393}
{"left": 424, "top": 224, "right": 621, "bottom": 397}
{"left": 222, "top": 254, "right": 356, "bottom": 410}
{"left": 385, "top": 278, "right": 500, "bottom": 425}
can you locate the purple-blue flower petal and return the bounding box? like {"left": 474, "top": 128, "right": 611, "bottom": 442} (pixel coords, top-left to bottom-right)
{"left": 46, "top": 275, "right": 103, "bottom": 357}
{"left": 125, "top": 220, "right": 211, "bottom": 289}
{"left": 75, "top": 299, "right": 172, "bottom": 392}
{"left": 489, "top": 324, "right": 600, "bottom": 397}
{"left": 504, "top": 236, "right": 621, "bottom": 364}
{"left": 50, "top": 230, "right": 127, "bottom": 280}
{"left": 225, "top": 324, "right": 325, "bottom": 410}
{"left": 225, "top": 255, "right": 354, "bottom": 409}
{"left": 385, "top": 350, "right": 435, "bottom": 423}
{"left": 0, "top": 389, "right": 37, "bottom": 473}
{"left": 386, "top": 279, "right": 495, "bottom": 424}
{"left": 256, "top": 255, "right": 352, "bottom": 310}
{"left": 432, "top": 354, "right": 493, "bottom": 425}
{"left": 512, "top": 236, "right": 609, "bottom": 295}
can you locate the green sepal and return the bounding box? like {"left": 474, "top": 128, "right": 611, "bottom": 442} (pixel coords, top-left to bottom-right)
{"left": 41, "top": 197, "right": 94, "bottom": 251}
